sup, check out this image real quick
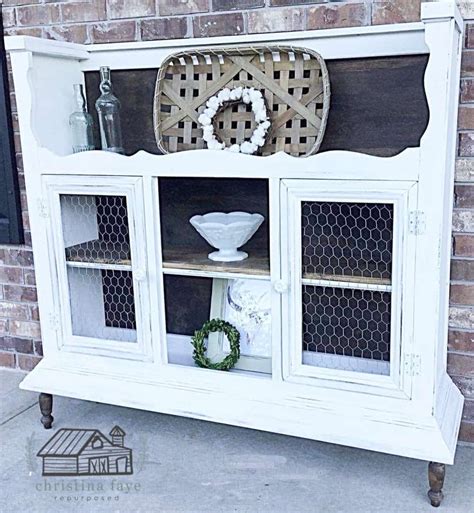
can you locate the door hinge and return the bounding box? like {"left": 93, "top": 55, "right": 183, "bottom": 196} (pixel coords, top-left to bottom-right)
{"left": 48, "top": 313, "right": 60, "bottom": 332}
{"left": 37, "top": 198, "right": 49, "bottom": 218}
{"left": 404, "top": 353, "right": 421, "bottom": 377}
{"left": 409, "top": 210, "right": 425, "bottom": 235}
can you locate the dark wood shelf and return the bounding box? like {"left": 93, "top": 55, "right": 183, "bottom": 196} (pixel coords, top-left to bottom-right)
{"left": 65, "top": 240, "right": 131, "bottom": 266}
{"left": 162, "top": 249, "right": 270, "bottom": 277}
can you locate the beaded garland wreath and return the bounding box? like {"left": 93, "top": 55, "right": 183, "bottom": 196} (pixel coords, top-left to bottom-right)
{"left": 191, "top": 318, "right": 241, "bottom": 371}
{"left": 198, "top": 87, "right": 271, "bottom": 155}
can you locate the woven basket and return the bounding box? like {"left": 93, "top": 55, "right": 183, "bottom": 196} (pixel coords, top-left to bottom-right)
{"left": 154, "top": 46, "right": 330, "bottom": 157}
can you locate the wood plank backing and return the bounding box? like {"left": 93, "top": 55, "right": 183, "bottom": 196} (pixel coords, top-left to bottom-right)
{"left": 85, "top": 55, "right": 428, "bottom": 158}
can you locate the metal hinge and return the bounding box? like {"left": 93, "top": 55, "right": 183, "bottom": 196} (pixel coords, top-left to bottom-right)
{"left": 409, "top": 210, "right": 425, "bottom": 235}
{"left": 48, "top": 313, "right": 60, "bottom": 332}
{"left": 37, "top": 198, "right": 49, "bottom": 218}
{"left": 404, "top": 353, "right": 421, "bottom": 376}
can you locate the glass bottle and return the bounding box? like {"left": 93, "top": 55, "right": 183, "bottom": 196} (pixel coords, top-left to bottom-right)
{"left": 69, "top": 84, "right": 94, "bottom": 153}
{"left": 95, "top": 66, "right": 124, "bottom": 154}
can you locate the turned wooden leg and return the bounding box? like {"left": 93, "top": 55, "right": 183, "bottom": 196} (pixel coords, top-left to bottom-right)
{"left": 39, "top": 393, "right": 54, "bottom": 429}
{"left": 428, "top": 461, "right": 446, "bottom": 507}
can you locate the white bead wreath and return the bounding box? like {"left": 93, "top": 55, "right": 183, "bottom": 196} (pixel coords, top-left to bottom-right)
{"left": 198, "top": 87, "right": 271, "bottom": 155}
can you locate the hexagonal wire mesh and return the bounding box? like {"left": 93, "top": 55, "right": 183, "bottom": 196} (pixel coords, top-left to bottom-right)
{"left": 62, "top": 195, "right": 131, "bottom": 264}
{"left": 301, "top": 201, "right": 394, "bottom": 375}
{"left": 61, "top": 194, "right": 136, "bottom": 341}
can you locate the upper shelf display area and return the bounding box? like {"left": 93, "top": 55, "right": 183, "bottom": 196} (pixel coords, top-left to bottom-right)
{"left": 84, "top": 55, "right": 429, "bottom": 159}
{"left": 6, "top": 12, "right": 454, "bottom": 164}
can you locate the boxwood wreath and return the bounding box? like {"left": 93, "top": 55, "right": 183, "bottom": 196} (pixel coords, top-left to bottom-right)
{"left": 191, "top": 318, "right": 240, "bottom": 371}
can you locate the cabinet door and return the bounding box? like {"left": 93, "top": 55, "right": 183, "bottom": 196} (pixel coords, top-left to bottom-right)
{"left": 281, "top": 180, "right": 417, "bottom": 398}
{"left": 44, "top": 176, "right": 151, "bottom": 360}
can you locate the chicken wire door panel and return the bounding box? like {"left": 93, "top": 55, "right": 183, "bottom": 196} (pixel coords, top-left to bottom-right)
{"left": 43, "top": 176, "right": 152, "bottom": 360}
{"left": 281, "top": 180, "right": 418, "bottom": 397}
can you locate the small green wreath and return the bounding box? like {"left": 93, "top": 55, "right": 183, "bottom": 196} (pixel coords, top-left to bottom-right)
{"left": 191, "top": 318, "right": 240, "bottom": 371}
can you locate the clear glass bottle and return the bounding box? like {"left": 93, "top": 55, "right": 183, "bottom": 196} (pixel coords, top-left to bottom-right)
{"left": 69, "top": 84, "right": 94, "bottom": 153}
{"left": 95, "top": 66, "right": 124, "bottom": 154}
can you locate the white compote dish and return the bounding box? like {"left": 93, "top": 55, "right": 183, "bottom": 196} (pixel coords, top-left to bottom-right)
{"left": 189, "top": 212, "right": 264, "bottom": 262}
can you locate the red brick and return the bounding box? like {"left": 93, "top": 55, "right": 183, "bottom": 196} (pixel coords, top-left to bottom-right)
{"left": 455, "top": 185, "right": 474, "bottom": 208}
{"left": 451, "top": 259, "right": 474, "bottom": 281}
{"left": 372, "top": 0, "right": 421, "bottom": 25}
{"left": 194, "top": 12, "right": 245, "bottom": 37}
{"left": 270, "top": 0, "right": 324, "bottom": 5}
{"left": 454, "top": 234, "right": 474, "bottom": 257}
{"left": 24, "top": 270, "right": 36, "bottom": 287}
{"left": 458, "top": 106, "right": 474, "bottom": 130}
{"left": 9, "top": 92, "right": 17, "bottom": 114}
{"left": 109, "top": 0, "right": 155, "bottom": 19}
{"left": 452, "top": 376, "right": 474, "bottom": 399}
{"left": 2, "top": 7, "right": 16, "bottom": 28}
{"left": 0, "top": 267, "right": 23, "bottom": 285}
{"left": 248, "top": 8, "right": 303, "bottom": 34}
{"left": 30, "top": 305, "right": 40, "bottom": 322}
{"left": 447, "top": 353, "right": 474, "bottom": 378}
{"left": 9, "top": 320, "right": 41, "bottom": 339}
{"left": 61, "top": 0, "right": 107, "bottom": 24}
{"left": 466, "top": 23, "right": 474, "bottom": 50}
{"left": 213, "top": 0, "right": 264, "bottom": 10}
{"left": 448, "top": 330, "right": 474, "bottom": 353}
{"left": 307, "top": 3, "right": 369, "bottom": 30}
{"left": 449, "top": 306, "right": 474, "bottom": 330}
{"left": 462, "top": 51, "right": 474, "bottom": 76}
{"left": 459, "top": 133, "right": 474, "bottom": 157}
{"left": 22, "top": 211, "right": 30, "bottom": 231}
{"left": 0, "top": 302, "right": 31, "bottom": 321}
{"left": 459, "top": 421, "right": 474, "bottom": 443}
{"left": 461, "top": 79, "right": 474, "bottom": 103}
{"left": 158, "top": 0, "right": 208, "bottom": 15}
{"left": 450, "top": 284, "right": 474, "bottom": 306}
{"left": 17, "top": 354, "right": 41, "bottom": 372}
{"left": 0, "top": 351, "right": 16, "bottom": 368}
{"left": 5, "top": 27, "right": 42, "bottom": 38}
{"left": 89, "top": 20, "right": 137, "bottom": 44}
{"left": 3, "top": 285, "right": 37, "bottom": 303}
{"left": 16, "top": 4, "right": 60, "bottom": 26}
{"left": 0, "top": 248, "right": 34, "bottom": 267}
{"left": 141, "top": 17, "right": 188, "bottom": 40}
{"left": 44, "top": 25, "right": 89, "bottom": 45}
{"left": 452, "top": 209, "right": 474, "bottom": 233}
{"left": 0, "top": 336, "right": 33, "bottom": 354}
{"left": 23, "top": 231, "right": 32, "bottom": 248}
{"left": 3, "top": 0, "right": 41, "bottom": 5}
{"left": 0, "top": 319, "right": 8, "bottom": 336}
{"left": 462, "top": 399, "right": 474, "bottom": 422}
{"left": 34, "top": 340, "right": 43, "bottom": 357}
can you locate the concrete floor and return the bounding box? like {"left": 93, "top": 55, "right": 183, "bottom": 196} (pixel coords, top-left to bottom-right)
{"left": 0, "top": 369, "right": 473, "bottom": 513}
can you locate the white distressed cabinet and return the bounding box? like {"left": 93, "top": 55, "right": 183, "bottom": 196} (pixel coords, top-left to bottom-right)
{"left": 6, "top": 1, "right": 465, "bottom": 505}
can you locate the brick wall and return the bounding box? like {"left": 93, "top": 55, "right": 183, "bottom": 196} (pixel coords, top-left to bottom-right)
{"left": 1, "top": 0, "right": 473, "bottom": 442}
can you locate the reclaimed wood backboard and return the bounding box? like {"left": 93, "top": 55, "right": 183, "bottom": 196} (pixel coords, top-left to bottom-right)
{"left": 85, "top": 55, "right": 429, "bottom": 158}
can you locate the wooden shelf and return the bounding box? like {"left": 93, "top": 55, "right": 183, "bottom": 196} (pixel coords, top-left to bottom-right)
{"left": 162, "top": 249, "right": 270, "bottom": 279}
{"left": 65, "top": 241, "right": 131, "bottom": 266}
{"left": 303, "top": 272, "right": 391, "bottom": 287}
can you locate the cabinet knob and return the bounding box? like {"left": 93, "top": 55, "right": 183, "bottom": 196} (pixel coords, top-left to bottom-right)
{"left": 273, "top": 280, "right": 289, "bottom": 294}
{"left": 134, "top": 269, "right": 146, "bottom": 282}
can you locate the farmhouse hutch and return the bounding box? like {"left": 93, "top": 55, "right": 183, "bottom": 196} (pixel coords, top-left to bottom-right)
{"left": 6, "top": 1, "right": 464, "bottom": 506}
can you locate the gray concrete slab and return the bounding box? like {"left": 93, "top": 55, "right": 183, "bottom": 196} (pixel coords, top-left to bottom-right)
{"left": 0, "top": 368, "right": 473, "bottom": 513}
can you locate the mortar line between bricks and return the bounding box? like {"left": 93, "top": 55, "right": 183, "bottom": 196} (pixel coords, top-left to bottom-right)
{"left": 0, "top": 401, "right": 36, "bottom": 427}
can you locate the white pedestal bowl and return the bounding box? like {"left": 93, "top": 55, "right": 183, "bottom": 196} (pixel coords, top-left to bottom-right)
{"left": 189, "top": 212, "right": 264, "bottom": 262}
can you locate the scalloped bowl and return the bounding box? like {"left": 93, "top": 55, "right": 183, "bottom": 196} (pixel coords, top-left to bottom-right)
{"left": 190, "top": 212, "right": 264, "bottom": 262}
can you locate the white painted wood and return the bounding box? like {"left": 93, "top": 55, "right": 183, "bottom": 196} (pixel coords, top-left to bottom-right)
{"left": 6, "top": 2, "right": 465, "bottom": 467}
{"left": 281, "top": 180, "right": 416, "bottom": 398}
{"left": 61, "top": 195, "right": 98, "bottom": 248}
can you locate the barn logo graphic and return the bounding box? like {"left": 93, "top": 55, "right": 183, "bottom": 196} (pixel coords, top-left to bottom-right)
{"left": 37, "top": 426, "right": 133, "bottom": 476}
